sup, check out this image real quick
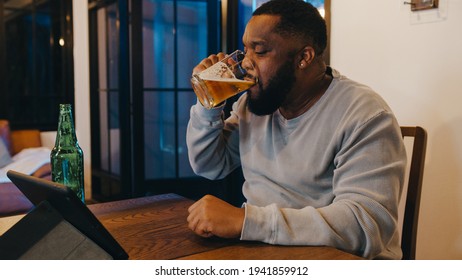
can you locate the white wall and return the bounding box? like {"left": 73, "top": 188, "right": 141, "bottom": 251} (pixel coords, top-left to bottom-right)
{"left": 72, "top": 1, "right": 92, "bottom": 200}
{"left": 331, "top": 0, "right": 462, "bottom": 259}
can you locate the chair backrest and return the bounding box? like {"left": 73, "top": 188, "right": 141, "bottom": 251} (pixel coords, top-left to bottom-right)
{"left": 400, "top": 126, "right": 427, "bottom": 260}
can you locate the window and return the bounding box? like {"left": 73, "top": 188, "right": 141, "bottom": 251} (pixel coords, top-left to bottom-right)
{"left": 0, "top": 0, "right": 74, "bottom": 131}
{"left": 89, "top": 0, "right": 222, "bottom": 201}
{"left": 142, "top": 0, "right": 211, "bottom": 179}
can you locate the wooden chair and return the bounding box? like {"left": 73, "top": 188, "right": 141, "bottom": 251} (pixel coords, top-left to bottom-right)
{"left": 400, "top": 126, "right": 427, "bottom": 260}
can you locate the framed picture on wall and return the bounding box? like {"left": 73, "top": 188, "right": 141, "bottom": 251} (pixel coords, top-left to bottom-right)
{"left": 410, "top": 0, "right": 439, "bottom": 11}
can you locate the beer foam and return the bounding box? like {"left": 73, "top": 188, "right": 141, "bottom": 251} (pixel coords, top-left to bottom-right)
{"left": 202, "top": 77, "right": 255, "bottom": 84}
{"left": 199, "top": 62, "right": 237, "bottom": 80}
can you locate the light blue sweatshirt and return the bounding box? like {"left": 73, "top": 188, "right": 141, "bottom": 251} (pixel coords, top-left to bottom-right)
{"left": 186, "top": 68, "right": 407, "bottom": 259}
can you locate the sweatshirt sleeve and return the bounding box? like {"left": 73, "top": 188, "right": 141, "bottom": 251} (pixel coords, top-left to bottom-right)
{"left": 186, "top": 100, "right": 241, "bottom": 180}
{"left": 241, "top": 110, "right": 406, "bottom": 260}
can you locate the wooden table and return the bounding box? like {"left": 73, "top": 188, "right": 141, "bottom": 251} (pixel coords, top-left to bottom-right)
{"left": 88, "top": 193, "right": 362, "bottom": 260}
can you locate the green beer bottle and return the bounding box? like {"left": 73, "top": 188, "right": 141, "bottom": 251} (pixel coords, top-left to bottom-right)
{"left": 50, "top": 104, "right": 85, "bottom": 203}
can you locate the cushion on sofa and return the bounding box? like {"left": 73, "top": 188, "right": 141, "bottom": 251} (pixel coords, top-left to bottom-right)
{"left": 0, "top": 139, "right": 13, "bottom": 168}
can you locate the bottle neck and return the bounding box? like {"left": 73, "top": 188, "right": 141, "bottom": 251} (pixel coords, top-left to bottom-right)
{"left": 55, "top": 104, "right": 78, "bottom": 147}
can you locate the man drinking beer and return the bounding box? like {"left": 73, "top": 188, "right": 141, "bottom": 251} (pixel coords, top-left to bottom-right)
{"left": 186, "top": 0, "right": 406, "bottom": 260}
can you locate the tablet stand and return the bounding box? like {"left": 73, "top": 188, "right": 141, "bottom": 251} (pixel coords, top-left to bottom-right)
{"left": 0, "top": 200, "right": 112, "bottom": 260}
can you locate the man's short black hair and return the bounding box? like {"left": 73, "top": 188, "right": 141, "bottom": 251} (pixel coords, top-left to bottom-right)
{"left": 253, "top": 0, "right": 327, "bottom": 57}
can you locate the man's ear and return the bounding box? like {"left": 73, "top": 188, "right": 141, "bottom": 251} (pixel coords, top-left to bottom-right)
{"left": 298, "top": 46, "right": 316, "bottom": 69}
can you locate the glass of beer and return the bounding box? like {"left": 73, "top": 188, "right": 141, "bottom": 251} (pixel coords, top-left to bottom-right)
{"left": 191, "top": 50, "right": 257, "bottom": 109}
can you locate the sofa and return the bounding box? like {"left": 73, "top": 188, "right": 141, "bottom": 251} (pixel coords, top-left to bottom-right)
{"left": 0, "top": 120, "right": 52, "bottom": 217}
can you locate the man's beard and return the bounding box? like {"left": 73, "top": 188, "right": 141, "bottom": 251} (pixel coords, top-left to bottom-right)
{"left": 247, "top": 60, "right": 296, "bottom": 116}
